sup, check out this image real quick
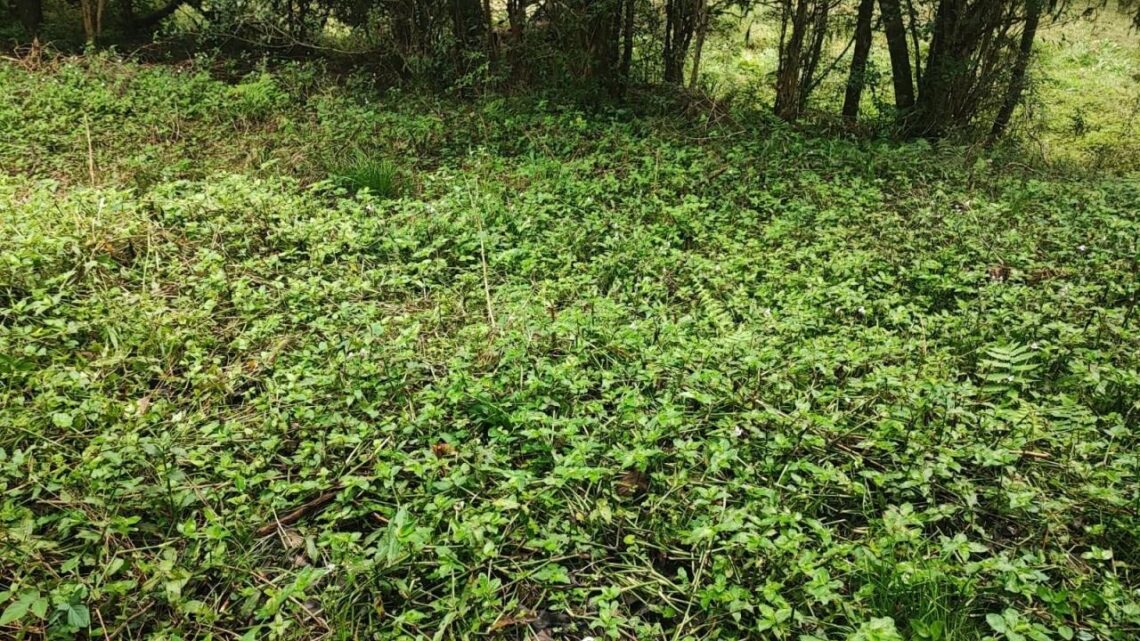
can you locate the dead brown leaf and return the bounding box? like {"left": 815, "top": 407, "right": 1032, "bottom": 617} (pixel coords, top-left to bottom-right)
{"left": 487, "top": 610, "right": 537, "bottom": 633}
{"left": 988, "top": 264, "right": 1011, "bottom": 282}
{"left": 432, "top": 442, "right": 457, "bottom": 458}
{"left": 255, "top": 487, "right": 343, "bottom": 537}
{"left": 281, "top": 528, "right": 304, "bottom": 549}
{"left": 615, "top": 469, "right": 649, "bottom": 498}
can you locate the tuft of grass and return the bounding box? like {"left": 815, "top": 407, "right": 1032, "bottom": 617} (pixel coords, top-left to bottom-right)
{"left": 858, "top": 556, "right": 980, "bottom": 641}
{"left": 328, "top": 151, "right": 403, "bottom": 198}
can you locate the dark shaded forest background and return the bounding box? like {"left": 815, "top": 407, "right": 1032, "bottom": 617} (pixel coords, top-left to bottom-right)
{"left": 5, "top": 0, "right": 1139, "bottom": 143}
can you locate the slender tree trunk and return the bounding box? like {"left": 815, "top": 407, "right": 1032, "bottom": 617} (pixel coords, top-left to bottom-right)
{"left": 620, "top": 0, "right": 634, "bottom": 83}
{"left": 911, "top": 0, "right": 970, "bottom": 137}
{"left": 797, "top": 0, "right": 829, "bottom": 112}
{"left": 663, "top": 0, "right": 675, "bottom": 81}
{"left": 878, "top": 0, "right": 915, "bottom": 111}
{"left": 989, "top": 0, "right": 1041, "bottom": 141}
{"left": 80, "top": 0, "right": 107, "bottom": 43}
{"left": 663, "top": 0, "right": 695, "bottom": 83}
{"left": 606, "top": 0, "right": 624, "bottom": 88}
{"left": 503, "top": 0, "right": 525, "bottom": 82}
{"left": 483, "top": 0, "right": 497, "bottom": 65}
{"left": 507, "top": 0, "right": 525, "bottom": 45}
{"left": 15, "top": 0, "right": 44, "bottom": 36}
{"left": 905, "top": 0, "right": 923, "bottom": 86}
{"left": 688, "top": 0, "right": 708, "bottom": 90}
{"left": 774, "top": 0, "right": 806, "bottom": 119}
{"left": 583, "top": 0, "right": 623, "bottom": 90}
{"left": 774, "top": 0, "right": 808, "bottom": 120}
{"left": 842, "top": 0, "right": 874, "bottom": 119}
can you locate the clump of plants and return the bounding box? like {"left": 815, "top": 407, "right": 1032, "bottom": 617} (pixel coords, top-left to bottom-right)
{"left": 856, "top": 554, "right": 980, "bottom": 640}
{"left": 327, "top": 150, "right": 403, "bottom": 198}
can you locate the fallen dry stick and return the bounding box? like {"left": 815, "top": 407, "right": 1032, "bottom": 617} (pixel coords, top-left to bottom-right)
{"left": 256, "top": 487, "right": 343, "bottom": 537}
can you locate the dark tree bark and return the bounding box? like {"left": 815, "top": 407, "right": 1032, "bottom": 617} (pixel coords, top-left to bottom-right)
{"left": 507, "top": 0, "right": 525, "bottom": 46}
{"left": 453, "top": 0, "right": 485, "bottom": 44}
{"left": 909, "top": 0, "right": 961, "bottom": 136}
{"left": 501, "top": 0, "right": 525, "bottom": 83}
{"left": 878, "top": 0, "right": 915, "bottom": 111}
{"left": 910, "top": 0, "right": 1012, "bottom": 137}
{"left": 774, "top": 0, "right": 830, "bottom": 120}
{"left": 688, "top": 0, "right": 708, "bottom": 89}
{"left": 605, "top": 0, "right": 624, "bottom": 89}
{"left": 905, "top": 0, "right": 922, "bottom": 86}
{"left": 774, "top": 0, "right": 810, "bottom": 120}
{"left": 842, "top": 0, "right": 875, "bottom": 119}
{"left": 574, "top": 0, "right": 624, "bottom": 92}
{"left": 989, "top": 0, "right": 1042, "bottom": 141}
{"left": 663, "top": 0, "right": 696, "bottom": 83}
{"left": 483, "top": 0, "right": 497, "bottom": 66}
{"left": 797, "top": 0, "right": 829, "bottom": 112}
{"left": 15, "top": 0, "right": 44, "bottom": 36}
{"left": 620, "top": 0, "right": 635, "bottom": 83}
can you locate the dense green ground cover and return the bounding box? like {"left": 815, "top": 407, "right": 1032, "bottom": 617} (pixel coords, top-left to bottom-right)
{"left": 1, "top": 55, "right": 1139, "bottom": 641}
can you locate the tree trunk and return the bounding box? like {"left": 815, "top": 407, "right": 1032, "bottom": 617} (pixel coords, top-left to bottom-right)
{"left": 908, "top": 0, "right": 1021, "bottom": 137}
{"left": 905, "top": 0, "right": 922, "bottom": 86}
{"left": 797, "top": 0, "right": 829, "bottom": 113}
{"left": 774, "top": 0, "right": 808, "bottom": 120}
{"left": 911, "top": 0, "right": 981, "bottom": 137}
{"left": 620, "top": 0, "right": 634, "bottom": 84}
{"left": 688, "top": 0, "right": 708, "bottom": 90}
{"left": 80, "top": 0, "right": 107, "bottom": 44}
{"left": 842, "top": 0, "right": 875, "bottom": 119}
{"left": 878, "top": 0, "right": 915, "bottom": 111}
{"left": 989, "top": 0, "right": 1041, "bottom": 141}
{"left": 909, "top": 0, "right": 955, "bottom": 136}
{"left": 663, "top": 0, "right": 695, "bottom": 84}
{"left": 581, "top": 0, "right": 623, "bottom": 91}
{"left": 483, "top": 0, "right": 497, "bottom": 66}
{"left": 507, "top": 0, "right": 525, "bottom": 45}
